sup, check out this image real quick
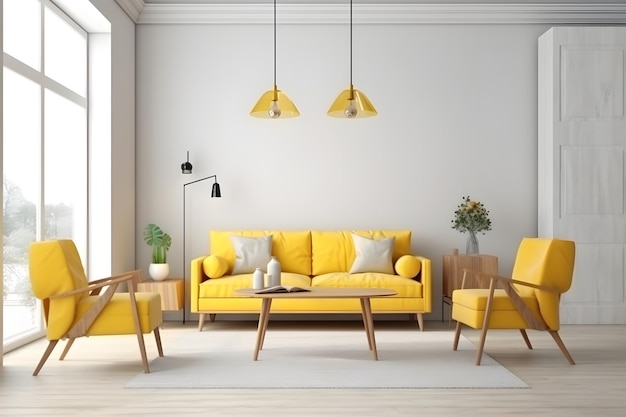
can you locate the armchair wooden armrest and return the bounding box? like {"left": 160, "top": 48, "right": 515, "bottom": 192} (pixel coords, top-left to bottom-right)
{"left": 461, "top": 269, "right": 561, "bottom": 293}
{"left": 49, "top": 273, "right": 135, "bottom": 300}
{"left": 83, "top": 270, "right": 143, "bottom": 294}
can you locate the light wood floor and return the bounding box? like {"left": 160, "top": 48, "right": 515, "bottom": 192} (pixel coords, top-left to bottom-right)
{"left": 1, "top": 320, "right": 625, "bottom": 416}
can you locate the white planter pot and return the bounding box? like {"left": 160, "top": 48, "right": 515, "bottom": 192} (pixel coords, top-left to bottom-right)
{"left": 149, "top": 263, "right": 170, "bottom": 281}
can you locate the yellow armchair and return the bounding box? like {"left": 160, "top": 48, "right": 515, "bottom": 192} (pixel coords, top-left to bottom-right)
{"left": 28, "top": 240, "right": 164, "bottom": 375}
{"left": 452, "top": 238, "right": 575, "bottom": 365}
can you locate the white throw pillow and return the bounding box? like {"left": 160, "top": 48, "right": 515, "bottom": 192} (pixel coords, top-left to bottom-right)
{"left": 230, "top": 235, "right": 273, "bottom": 274}
{"left": 349, "top": 233, "right": 395, "bottom": 274}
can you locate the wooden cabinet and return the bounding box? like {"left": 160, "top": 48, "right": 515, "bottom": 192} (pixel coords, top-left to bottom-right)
{"left": 442, "top": 254, "right": 498, "bottom": 300}
{"left": 137, "top": 278, "right": 184, "bottom": 312}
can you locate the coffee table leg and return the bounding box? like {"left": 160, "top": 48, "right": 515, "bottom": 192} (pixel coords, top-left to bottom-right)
{"left": 361, "top": 297, "right": 378, "bottom": 360}
{"left": 259, "top": 298, "right": 272, "bottom": 350}
{"left": 360, "top": 298, "right": 373, "bottom": 350}
{"left": 254, "top": 298, "right": 272, "bottom": 361}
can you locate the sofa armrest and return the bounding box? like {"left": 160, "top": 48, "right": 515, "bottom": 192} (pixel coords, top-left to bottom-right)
{"left": 414, "top": 255, "right": 432, "bottom": 313}
{"left": 190, "top": 255, "right": 208, "bottom": 313}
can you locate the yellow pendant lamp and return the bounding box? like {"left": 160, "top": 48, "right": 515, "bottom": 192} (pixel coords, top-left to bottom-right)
{"left": 250, "top": 0, "right": 300, "bottom": 119}
{"left": 328, "top": 0, "right": 377, "bottom": 118}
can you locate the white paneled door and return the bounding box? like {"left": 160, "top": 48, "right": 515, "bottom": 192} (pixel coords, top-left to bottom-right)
{"left": 539, "top": 27, "right": 626, "bottom": 324}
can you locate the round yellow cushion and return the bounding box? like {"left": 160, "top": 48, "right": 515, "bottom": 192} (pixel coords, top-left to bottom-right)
{"left": 203, "top": 255, "right": 229, "bottom": 278}
{"left": 394, "top": 255, "right": 421, "bottom": 278}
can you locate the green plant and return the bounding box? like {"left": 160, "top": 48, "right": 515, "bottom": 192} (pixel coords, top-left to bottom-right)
{"left": 143, "top": 223, "right": 172, "bottom": 263}
{"left": 451, "top": 196, "right": 492, "bottom": 234}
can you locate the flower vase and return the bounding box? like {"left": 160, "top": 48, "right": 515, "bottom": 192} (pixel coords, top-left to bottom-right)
{"left": 466, "top": 231, "right": 479, "bottom": 255}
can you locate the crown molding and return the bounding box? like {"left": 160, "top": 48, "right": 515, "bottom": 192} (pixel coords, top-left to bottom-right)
{"left": 115, "top": 0, "right": 146, "bottom": 23}
{"left": 133, "top": 3, "right": 626, "bottom": 25}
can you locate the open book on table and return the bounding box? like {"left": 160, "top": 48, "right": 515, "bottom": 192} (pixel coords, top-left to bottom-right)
{"left": 254, "top": 285, "right": 311, "bottom": 294}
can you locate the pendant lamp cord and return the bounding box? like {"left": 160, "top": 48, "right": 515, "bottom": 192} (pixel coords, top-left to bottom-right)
{"left": 273, "top": 0, "right": 277, "bottom": 89}
{"left": 349, "top": 0, "right": 353, "bottom": 87}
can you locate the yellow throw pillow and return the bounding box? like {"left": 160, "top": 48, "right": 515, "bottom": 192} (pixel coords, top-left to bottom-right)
{"left": 394, "top": 255, "right": 421, "bottom": 278}
{"left": 203, "top": 255, "right": 229, "bottom": 278}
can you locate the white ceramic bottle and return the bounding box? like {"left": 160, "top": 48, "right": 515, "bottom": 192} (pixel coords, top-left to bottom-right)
{"left": 252, "top": 268, "right": 264, "bottom": 290}
{"left": 267, "top": 256, "right": 281, "bottom": 286}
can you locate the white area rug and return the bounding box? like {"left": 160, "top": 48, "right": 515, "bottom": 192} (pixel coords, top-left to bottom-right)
{"left": 125, "top": 326, "right": 527, "bottom": 389}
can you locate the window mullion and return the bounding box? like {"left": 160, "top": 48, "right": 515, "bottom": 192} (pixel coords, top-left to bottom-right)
{"left": 43, "top": 76, "right": 87, "bottom": 107}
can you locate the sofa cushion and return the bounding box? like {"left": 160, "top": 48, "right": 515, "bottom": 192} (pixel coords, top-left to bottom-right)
{"left": 349, "top": 233, "right": 395, "bottom": 274}
{"left": 452, "top": 288, "right": 540, "bottom": 329}
{"left": 311, "top": 230, "right": 412, "bottom": 275}
{"left": 312, "top": 272, "right": 423, "bottom": 298}
{"left": 199, "top": 272, "right": 312, "bottom": 297}
{"left": 394, "top": 255, "right": 422, "bottom": 278}
{"left": 203, "top": 255, "right": 229, "bottom": 278}
{"left": 210, "top": 231, "right": 312, "bottom": 275}
{"left": 230, "top": 235, "right": 272, "bottom": 274}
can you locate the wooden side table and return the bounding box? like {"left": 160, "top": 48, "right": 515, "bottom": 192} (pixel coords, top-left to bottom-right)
{"left": 442, "top": 253, "right": 498, "bottom": 321}
{"left": 137, "top": 278, "right": 185, "bottom": 322}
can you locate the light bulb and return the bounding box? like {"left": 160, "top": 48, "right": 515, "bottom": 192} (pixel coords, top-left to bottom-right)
{"left": 344, "top": 100, "right": 357, "bottom": 118}
{"left": 268, "top": 100, "right": 281, "bottom": 118}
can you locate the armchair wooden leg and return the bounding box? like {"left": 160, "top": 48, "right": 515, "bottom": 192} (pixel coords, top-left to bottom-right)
{"left": 519, "top": 329, "right": 533, "bottom": 349}
{"left": 476, "top": 327, "right": 489, "bottom": 366}
{"left": 128, "top": 289, "right": 150, "bottom": 373}
{"left": 209, "top": 314, "right": 216, "bottom": 322}
{"left": 154, "top": 327, "right": 164, "bottom": 357}
{"left": 198, "top": 313, "right": 206, "bottom": 331}
{"left": 453, "top": 320, "right": 462, "bottom": 351}
{"left": 59, "top": 338, "right": 76, "bottom": 360}
{"left": 33, "top": 340, "right": 59, "bottom": 376}
{"left": 549, "top": 331, "right": 575, "bottom": 365}
{"left": 135, "top": 332, "right": 149, "bottom": 373}
{"left": 475, "top": 280, "right": 497, "bottom": 366}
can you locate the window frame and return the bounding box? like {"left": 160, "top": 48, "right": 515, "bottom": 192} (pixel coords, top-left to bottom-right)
{"left": 2, "top": 0, "right": 90, "bottom": 351}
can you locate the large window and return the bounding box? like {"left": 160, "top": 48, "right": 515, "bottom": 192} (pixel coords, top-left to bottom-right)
{"left": 3, "top": 0, "right": 88, "bottom": 350}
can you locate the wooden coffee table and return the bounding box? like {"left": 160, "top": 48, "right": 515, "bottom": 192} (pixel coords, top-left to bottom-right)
{"left": 234, "top": 287, "right": 397, "bottom": 360}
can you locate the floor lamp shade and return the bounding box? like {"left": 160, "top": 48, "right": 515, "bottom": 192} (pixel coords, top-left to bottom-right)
{"left": 211, "top": 182, "right": 221, "bottom": 198}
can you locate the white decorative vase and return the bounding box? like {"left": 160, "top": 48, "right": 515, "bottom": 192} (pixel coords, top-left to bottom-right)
{"left": 149, "top": 263, "right": 170, "bottom": 281}
{"left": 267, "top": 256, "right": 281, "bottom": 286}
{"left": 252, "top": 268, "right": 264, "bottom": 290}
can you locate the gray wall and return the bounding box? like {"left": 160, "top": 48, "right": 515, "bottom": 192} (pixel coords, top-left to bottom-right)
{"left": 135, "top": 16, "right": 555, "bottom": 321}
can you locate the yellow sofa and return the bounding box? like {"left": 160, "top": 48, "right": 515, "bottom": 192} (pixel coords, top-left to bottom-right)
{"left": 190, "top": 230, "right": 432, "bottom": 331}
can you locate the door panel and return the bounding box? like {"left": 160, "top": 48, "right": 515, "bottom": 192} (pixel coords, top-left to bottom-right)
{"left": 539, "top": 27, "right": 626, "bottom": 323}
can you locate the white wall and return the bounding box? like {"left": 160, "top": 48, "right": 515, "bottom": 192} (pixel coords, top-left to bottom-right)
{"left": 89, "top": 0, "right": 137, "bottom": 276}
{"left": 136, "top": 19, "right": 555, "bottom": 321}
{"left": 1, "top": 0, "right": 5, "bottom": 362}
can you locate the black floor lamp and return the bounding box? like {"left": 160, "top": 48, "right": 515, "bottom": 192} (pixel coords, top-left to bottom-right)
{"left": 182, "top": 152, "right": 221, "bottom": 323}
